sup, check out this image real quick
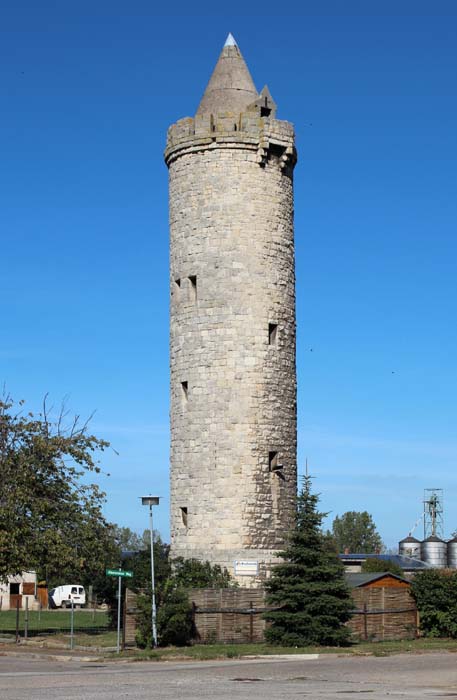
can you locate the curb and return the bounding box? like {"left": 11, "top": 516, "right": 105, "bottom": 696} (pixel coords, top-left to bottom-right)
{"left": 0, "top": 650, "right": 103, "bottom": 663}
{"left": 240, "top": 654, "right": 320, "bottom": 661}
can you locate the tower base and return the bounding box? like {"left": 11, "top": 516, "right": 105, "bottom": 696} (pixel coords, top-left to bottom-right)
{"left": 170, "top": 546, "right": 282, "bottom": 587}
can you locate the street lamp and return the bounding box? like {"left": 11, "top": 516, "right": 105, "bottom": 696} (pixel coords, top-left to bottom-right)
{"left": 141, "top": 495, "right": 160, "bottom": 647}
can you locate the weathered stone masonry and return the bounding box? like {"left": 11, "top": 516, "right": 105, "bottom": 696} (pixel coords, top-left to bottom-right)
{"left": 166, "top": 36, "right": 297, "bottom": 584}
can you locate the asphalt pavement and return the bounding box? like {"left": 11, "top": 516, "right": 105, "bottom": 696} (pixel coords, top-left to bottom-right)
{"left": 1, "top": 651, "right": 457, "bottom": 699}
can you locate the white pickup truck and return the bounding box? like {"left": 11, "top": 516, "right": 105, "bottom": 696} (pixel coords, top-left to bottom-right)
{"left": 49, "top": 585, "right": 86, "bottom": 608}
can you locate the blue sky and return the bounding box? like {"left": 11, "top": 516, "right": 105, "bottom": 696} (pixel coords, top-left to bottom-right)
{"left": 2, "top": 2, "right": 457, "bottom": 549}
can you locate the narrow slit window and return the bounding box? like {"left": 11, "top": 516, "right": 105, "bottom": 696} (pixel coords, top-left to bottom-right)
{"left": 268, "top": 323, "right": 278, "bottom": 345}
{"left": 181, "top": 381, "right": 188, "bottom": 401}
{"left": 180, "top": 507, "right": 188, "bottom": 527}
{"left": 269, "top": 451, "right": 279, "bottom": 471}
{"left": 174, "top": 278, "right": 181, "bottom": 293}
{"left": 188, "top": 275, "right": 197, "bottom": 301}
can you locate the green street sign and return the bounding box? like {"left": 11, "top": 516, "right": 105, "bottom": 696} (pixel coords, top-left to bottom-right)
{"left": 106, "top": 568, "right": 133, "bottom": 578}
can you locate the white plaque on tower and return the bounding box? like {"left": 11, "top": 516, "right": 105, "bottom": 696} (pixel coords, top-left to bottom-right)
{"left": 234, "top": 560, "right": 259, "bottom": 576}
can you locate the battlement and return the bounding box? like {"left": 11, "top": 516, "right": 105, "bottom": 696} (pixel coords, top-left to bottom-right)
{"left": 164, "top": 112, "right": 297, "bottom": 170}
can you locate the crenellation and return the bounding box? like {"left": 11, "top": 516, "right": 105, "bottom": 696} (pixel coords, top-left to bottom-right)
{"left": 165, "top": 114, "right": 296, "bottom": 169}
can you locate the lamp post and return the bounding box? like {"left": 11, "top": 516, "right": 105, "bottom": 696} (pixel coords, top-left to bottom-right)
{"left": 141, "top": 495, "right": 160, "bottom": 647}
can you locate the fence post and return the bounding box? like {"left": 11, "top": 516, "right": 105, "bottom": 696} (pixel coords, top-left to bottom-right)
{"left": 116, "top": 575, "right": 121, "bottom": 654}
{"left": 70, "top": 600, "right": 74, "bottom": 650}
{"left": 363, "top": 603, "right": 368, "bottom": 641}
{"left": 24, "top": 597, "right": 29, "bottom": 640}
{"left": 249, "top": 601, "right": 254, "bottom": 643}
{"left": 92, "top": 595, "right": 96, "bottom": 623}
{"left": 122, "top": 593, "right": 127, "bottom": 651}
{"left": 15, "top": 598, "right": 20, "bottom": 644}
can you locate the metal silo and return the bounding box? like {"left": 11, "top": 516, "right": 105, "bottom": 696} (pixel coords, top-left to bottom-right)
{"left": 399, "top": 535, "right": 421, "bottom": 559}
{"left": 421, "top": 536, "right": 447, "bottom": 568}
{"left": 447, "top": 537, "right": 457, "bottom": 568}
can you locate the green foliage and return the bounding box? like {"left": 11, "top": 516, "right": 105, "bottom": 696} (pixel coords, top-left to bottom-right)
{"left": 112, "top": 526, "right": 145, "bottom": 552}
{"left": 331, "top": 511, "right": 384, "bottom": 554}
{"left": 411, "top": 570, "right": 457, "bottom": 638}
{"left": 264, "top": 475, "right": 353, "bottom": 647}
{"left": 361, "top": 557, "right": 404, "bottom": 577}
{"left": 124, "top": 537, "right": 171, "bottom": 598}
{"left": 0, "top": 396, "right": 118, "bottom": 583}
{"left": 135, "top": 557, "right": 233, "bottom": 647}
{"left": 171, "top": 557, "right": 235, "bottom": 589}
{"left": 157, "top": 588, "right": 194, "bottom": 646}
{"left": 105, "top": 536, "right": 171, "bottom": 631}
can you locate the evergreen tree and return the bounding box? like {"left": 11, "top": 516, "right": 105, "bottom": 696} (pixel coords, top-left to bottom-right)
{"left": 264, "top": 475, "right": 353, "bottom": 646}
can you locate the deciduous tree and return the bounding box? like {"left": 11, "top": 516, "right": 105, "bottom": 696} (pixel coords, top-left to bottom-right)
{"left": 331, "top": 511, "right": 384, "bottom": 554}
{"left": 0, "top": 396, "right": 116, "bottom": 583}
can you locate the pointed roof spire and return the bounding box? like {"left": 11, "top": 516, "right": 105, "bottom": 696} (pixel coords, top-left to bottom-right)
{"left": 224, "top": 32, "right": 237, "bottom": 47}
{"left": 196, "top": 35, "right": 258, "bottom": 116}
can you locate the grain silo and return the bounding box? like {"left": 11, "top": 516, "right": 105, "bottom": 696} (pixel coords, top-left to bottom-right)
{"left": 420, "top": 536, "right": 447, "bottom": 568}
{"left": 398, "top": 535, "right": 421, "bottom": 559}
{"left": 447, "top": 537, "right": 457, "bottom": 568}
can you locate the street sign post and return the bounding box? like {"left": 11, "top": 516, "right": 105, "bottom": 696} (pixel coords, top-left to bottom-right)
{"left": 106, "top": 569, "right": 133, "bottom": 578}
{"left": 106, "top": 569, "right": 133, "bottom": 652}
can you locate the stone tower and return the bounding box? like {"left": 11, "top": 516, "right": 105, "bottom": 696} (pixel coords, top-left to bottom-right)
{"left": 165, "top": 34, "right": 297, "bottom": 584}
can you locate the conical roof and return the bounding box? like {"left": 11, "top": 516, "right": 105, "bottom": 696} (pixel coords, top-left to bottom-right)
{"left": 399, "top": 535, "right": 421, "bottom": 543}
{"left": 196, "top": 34, "right": 258, "bottom": 116}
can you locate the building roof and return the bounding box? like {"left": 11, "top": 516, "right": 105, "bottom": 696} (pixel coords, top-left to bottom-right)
{"left": 196, "top": 34, "right": 259, "bottom": 116}
{"left": 339, "top": 553, "right": 431, "bottom": 570}
{"left": 345, "top": 572, "right": 411, "bottom": 588}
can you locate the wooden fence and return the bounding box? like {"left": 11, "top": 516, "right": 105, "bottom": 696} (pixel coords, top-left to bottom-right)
{"left": 123, "top": 586, "right": 418, "bottom": 646}
{"left": 189, "top": 588, "right": 268, "bottom": 643}
{"left": 123, "top": 588, "right": 140, "bottom": 648}
{"left": 349, "top": 587, "right": 418, "bottom": 641}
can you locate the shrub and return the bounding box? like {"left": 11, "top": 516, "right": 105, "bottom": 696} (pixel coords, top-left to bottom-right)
{"left": 135, "top": 557, "right": 233, "bottom": 647}
{"left": 411, "top": 569, "right": 457, "bottom": 638}
{"left": 157, "top": 588, "right": 194, "bottom": 646}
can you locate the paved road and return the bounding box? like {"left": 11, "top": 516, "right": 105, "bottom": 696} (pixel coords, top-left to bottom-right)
{"left": 1, "top": 652, "right": 457, "bottom": 699}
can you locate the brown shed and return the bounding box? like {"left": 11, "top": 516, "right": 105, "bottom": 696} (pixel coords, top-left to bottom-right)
{"left": 346, "top": 572, "right": 418, "bottom": 641}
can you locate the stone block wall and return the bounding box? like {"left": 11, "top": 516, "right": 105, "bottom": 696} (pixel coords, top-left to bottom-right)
{"left": 166, "top": 111, "right": 297, "bottom": 584}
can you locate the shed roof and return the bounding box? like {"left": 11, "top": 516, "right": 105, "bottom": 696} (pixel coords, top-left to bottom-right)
{"left": 345, "top": 572, "right": 410, "bottom": 588}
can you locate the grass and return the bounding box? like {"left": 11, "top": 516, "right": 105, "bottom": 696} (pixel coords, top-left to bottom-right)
{"left": 2, "top": 628, "right": 457, "bottom": 656}
{"left": 29, "top": 630, "right": 119, "bottom": 648}
{"left": 0, "top": 609, "right": 109, "bottom": 636}
{"left": 121, "top": 637, "right": 457, "bottom": 662}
